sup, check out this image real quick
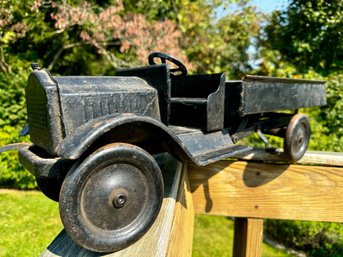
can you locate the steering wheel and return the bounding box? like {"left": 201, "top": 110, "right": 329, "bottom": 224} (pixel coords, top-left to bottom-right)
{"left": 148, "top": 52, "right": 187, "bottom": 76}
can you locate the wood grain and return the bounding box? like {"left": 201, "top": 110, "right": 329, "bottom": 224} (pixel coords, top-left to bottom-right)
{"left": 166, "top": 164, "right": 195, "bottom": 257}
{"left": 233, "top": 218, "right": 263, "bottom": 257}
{"left": 189, "top": 159, "right": 343, "bottom": 222}
{"left": 231, "top": 149, "right": 343, "bottom": 167}
{"left": 41, "top": 154, "right": 184, "bottom": 257}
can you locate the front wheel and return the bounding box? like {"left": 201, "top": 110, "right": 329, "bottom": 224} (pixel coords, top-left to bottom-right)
{"left": 283, "top": 114, "right": 311, "bottom": 162}
{"left": 59, "top": 143, "right": 164, "bottom": 253}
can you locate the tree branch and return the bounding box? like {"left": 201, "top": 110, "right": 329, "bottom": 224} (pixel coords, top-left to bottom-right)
{"left": 0, "top": 47, "right": 11, "bottom": 73}
{"left": 91, "top": 41, "right": 134, "bottom": 69}
{"left": 48, "top": 43, "right": 82, "bottom": 70}
{"left": 48, "top": 41, "right": 133, "bottom": 71}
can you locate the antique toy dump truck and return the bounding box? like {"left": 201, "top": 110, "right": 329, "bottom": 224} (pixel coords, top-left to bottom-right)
{"left": 1, "top": 52, "right": 326, "bottom": 252}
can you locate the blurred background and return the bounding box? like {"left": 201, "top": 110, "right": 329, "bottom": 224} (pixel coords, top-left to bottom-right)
{"left": 0, "top": 0, "right": 342, "bottom": 256}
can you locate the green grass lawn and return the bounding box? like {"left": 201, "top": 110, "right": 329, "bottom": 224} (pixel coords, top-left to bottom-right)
{"left": 0, "top": 190, "right": 63, "bottom": 257}
{"left": 0, "top": 190, "right": 293, "bottom": 257}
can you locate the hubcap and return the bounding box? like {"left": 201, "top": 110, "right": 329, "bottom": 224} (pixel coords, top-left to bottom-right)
{"left": 59, "top": 143, "right": 164, "bottom": 253}
{"left": 81, "top": 163, "right": 147, "bottom": 231}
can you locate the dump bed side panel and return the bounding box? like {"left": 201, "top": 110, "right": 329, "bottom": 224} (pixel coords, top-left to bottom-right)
{"left": 239, "top": 76, "right": 326, "bottom": 116}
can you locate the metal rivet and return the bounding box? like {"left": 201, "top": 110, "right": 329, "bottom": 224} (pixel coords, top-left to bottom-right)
{"left": 113, "top": 193, "right": 127, "bottom": 208}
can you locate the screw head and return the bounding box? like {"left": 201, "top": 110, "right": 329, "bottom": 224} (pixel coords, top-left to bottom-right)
{"left": 113, "top": 193, "right": 127, "bottom": 208}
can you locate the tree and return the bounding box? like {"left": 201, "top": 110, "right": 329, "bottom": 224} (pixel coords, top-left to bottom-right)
{"left": 120, "top": 0, "right": 261, "bottom": 77}
{"left": 179, "top": 0, "right": 260, "bottom": 77}
{"left": 0, "top": 0, "right": 189, "bottom": 76}
{"left": 259, "top": 0, "right": 343, "bottom": 76}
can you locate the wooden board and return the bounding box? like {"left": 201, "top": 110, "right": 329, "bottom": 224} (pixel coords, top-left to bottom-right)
{"left": 166, "top": 164, "right": 195, "bottom": 256}
{"left": 189, "top": 158, "right": 343, "bottom": 222}
{"left": 41, "top": 153, "right": 188, "bottom": 257}
{"left": 232, "top": 149, "right": 343, "bottom": 167}
{"left": 233, "top": 218, "right": 263, "bottom": 257}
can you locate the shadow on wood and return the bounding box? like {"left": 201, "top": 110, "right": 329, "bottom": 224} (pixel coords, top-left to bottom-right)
{"left": 189, "top": 152, "right": 343, "bottom": 222}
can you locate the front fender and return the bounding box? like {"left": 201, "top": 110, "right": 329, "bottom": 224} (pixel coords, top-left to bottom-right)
{"left": 57, "top": 113, "right": 190, "bottom": 161}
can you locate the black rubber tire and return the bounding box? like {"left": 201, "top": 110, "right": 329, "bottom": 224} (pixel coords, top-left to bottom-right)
{"left": 59, "top": 143, "right": 164, "bottom": 253}
{"left": 284, "top": 114, "right": 311, "bottom": 162}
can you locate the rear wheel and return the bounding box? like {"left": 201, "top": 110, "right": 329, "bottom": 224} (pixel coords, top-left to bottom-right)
{"left": 59, "top": 143, "right": 164, "bottom": 253}
{"left": 284, "top": 114, "right": 311, "bottom": 162}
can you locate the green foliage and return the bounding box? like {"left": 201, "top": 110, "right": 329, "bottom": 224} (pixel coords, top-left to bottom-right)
{"left": 307, "top": 73, "right": 343, "bottom": 152}
{"left": 0, "top": 68, "right": 28, "bottom": 127}
{"left": 122, "top": 0, "right": 261, "bottom": 77}
{"left": 265, "top": 219, "right": 343, "bottom": 257}
{"left": 0, "top": 126, "right": 35, "bottom": 189}
{"left": 0, "top": 59, "right": 34, "bottom": 189}
{"left": 1, "top": 0, "right": 189, "bottom": 76}
{"left": 177, "top": 0, "right": 261, "bottom": 77}
{"left": 259, "top": 0, "right": 343, "bottom": 75}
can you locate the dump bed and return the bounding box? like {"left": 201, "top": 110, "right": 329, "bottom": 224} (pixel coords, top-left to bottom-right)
{"left": 225, "top": 75, "right": 326, "bottom": 117}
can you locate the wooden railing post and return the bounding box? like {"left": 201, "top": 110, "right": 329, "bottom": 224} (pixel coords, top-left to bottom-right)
{"left": 233, "top": 218, "right": 264, "bottom": 257}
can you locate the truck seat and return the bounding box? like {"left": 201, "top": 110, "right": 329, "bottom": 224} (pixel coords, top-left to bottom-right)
{"left": 169, "top": 73, "right": 225, "bottom": 132}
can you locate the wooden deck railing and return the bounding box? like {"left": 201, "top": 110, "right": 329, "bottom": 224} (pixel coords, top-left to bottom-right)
{"left": 41, "top": 150, "right": 343, "bottom": 257}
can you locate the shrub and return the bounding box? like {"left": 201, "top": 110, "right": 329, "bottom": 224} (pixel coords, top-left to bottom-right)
{"left": 0, "top": 126, "right": 35, "bottom": 189}
{"left": 307, "top": 73, "right": 343, "bottom": 152}
{"left": 0, "top": 65, "right": 36, "bottom": 189}
{"left": 265, "top": 219, "right": 343, "bottom": 257}
{"left": 0, "top": 69, "right": 28, "bottom": 127}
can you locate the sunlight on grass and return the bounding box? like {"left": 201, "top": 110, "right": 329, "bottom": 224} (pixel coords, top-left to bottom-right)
{"left": 193, "top": 214, "right": 293, "bottom": 257}
{"left": 0, "top": 190, "right": 63, "bottom": 257}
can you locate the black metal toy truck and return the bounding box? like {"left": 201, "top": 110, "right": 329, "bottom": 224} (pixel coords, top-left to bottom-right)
{"left": 1, "top": 52, "right": 326, "bottom": 252}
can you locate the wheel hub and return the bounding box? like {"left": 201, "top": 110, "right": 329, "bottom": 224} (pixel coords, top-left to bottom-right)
{"left": 81, "top": 163, "right": 147, "bottom": 231}
{"left": 113, "top": 192, "right": 128, "bottom": 209}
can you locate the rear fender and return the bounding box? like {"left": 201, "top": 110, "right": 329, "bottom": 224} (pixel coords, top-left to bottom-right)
{"left": 57, "top": 113, "right": 189, "bottom": 162}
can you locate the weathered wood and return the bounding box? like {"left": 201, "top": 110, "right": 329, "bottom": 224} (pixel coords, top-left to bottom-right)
{"left": 232, "top": 149, "right": 343, "bottom": 167}
{"left": 233, "top": 218, "right": 263, "bottom": 257}
{"left": 189, "top": 154, "right": 343, "bottom": 222}
{"left": 41, "top": 154, "right": 185, "bottom": 257}
{"left": 166, "top": 164, "right": 194, "bottom": 257}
